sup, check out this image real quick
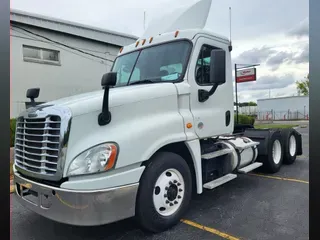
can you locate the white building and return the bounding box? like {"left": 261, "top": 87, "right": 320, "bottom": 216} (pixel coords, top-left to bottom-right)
{"left": 10, "top": 9, "right": 138, "bottom": 118}
{"left": 257, "top": 96, "right": 309, "bottom": 120}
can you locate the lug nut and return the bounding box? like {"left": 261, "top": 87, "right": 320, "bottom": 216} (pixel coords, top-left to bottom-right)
{"left": 179, "top": 189, "right": 183, "bottom": 192}
{"left": 164, "top": 194, "right": 167, "bottom": 198}
{"left": 177, "top": 183, "right": 181, "bottom": 186}
{"left": 170, "top": 203, "right": 174, "bottom": 206}
{"left": 174, "top": 201, "right": 178, "bottom": 204}
{"left": 169, "top": 181, "right": 173, "bottom": 185}
{"left": 178, "top": 195, "right": 181, "bottom": 199}
{"left": 165, "top": 187, "right": 169, "bottom": 190}
{"left": 166, "top": 200, "right": 169, "bottom": 204}
{"left": 174, "top": 180, "right": 177, "bottom": 183}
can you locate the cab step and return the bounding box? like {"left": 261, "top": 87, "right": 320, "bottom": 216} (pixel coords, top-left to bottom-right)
{"left": 201, "top": 148, "right": 233, "bottom": 160}
{"left": 203, "top": 173, "right": 237, "bottom": 190}
{"left": 238, "top": 162, "right": 263, "bottom": 174}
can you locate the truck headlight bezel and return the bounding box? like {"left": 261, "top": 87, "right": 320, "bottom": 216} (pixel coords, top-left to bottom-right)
{"left": 66, "top": 142, "right": 119, "bottom": 177}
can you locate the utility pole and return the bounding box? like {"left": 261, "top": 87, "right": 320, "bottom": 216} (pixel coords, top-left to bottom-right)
{"left": 235, "top": 64, "right": 239, "bottom": 124}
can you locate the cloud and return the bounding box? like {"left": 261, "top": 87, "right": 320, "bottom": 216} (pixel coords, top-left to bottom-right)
{"left": 287, "top": 17, "right": 309, "bottom": 38}
{"left": 266, "top": 51, "right": 293, "bottom": 71}
{"left": 292, "top": 43, "right": 309, "bottom": 64}
{"left": 237, "top": 74, "right": 294, "bottom": 92}
{"left": 234, "top": 46, "right": 276, "bottom": 65}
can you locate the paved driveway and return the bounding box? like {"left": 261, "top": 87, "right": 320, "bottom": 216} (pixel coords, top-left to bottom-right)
{"left": 11, "top": 126, "right": 309, "bottom": 240}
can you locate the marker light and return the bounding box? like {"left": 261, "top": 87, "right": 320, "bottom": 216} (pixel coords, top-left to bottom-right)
{"left": 149, "top": 37, "right": 153, "bottom": 43}
{"left": 135, "top": 41, "right": 140, "bottom": 47}
{"left": 175, "top": 31, "right": 179, "bottom": 38}
{"left": 142, "top": 39, "right": 146, "bottom": 45}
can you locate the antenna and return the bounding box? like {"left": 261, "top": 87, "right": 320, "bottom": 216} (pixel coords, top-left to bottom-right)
{"left": 228, "top": 7, "right": 232, "bottom": 52}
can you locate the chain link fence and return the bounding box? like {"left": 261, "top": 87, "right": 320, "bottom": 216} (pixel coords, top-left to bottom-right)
{"left": 257, "top": 110, "right": 309, "bottom": 121}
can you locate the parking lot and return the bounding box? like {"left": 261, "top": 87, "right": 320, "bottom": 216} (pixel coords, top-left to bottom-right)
{"left": 11, "top": 126, "right": 309, "bottom": 240}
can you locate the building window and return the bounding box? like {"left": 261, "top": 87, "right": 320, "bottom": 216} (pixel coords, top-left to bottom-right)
{"left": 23, "top": 45, "right": 60, "bottom": 65}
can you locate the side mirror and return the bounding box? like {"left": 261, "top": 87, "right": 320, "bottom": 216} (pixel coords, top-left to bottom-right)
{"left": 98, "top": 72, "right": 117, "bottom": 126}
{"left": 210, "top": 49, "right": 226, "bottom": 85}
{"left": 26, "top": 88, "right": 40, "bottom": 107}
{"left": 198, "top": 49, "right": 226, "bottom": 102}
{"left": 101, "top": 72, "right": 117, "bottom": 87}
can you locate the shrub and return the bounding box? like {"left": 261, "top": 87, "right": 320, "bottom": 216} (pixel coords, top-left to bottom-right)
{"left": 10, "top": 118, "right": 17, "bottom": 147}
{"left": 234, "top": 114, "right": 255, "bottom": 125}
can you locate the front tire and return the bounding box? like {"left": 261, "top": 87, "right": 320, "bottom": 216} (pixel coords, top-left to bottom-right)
{"left": 135, "top": 152, "right": 192, "bottom": 233}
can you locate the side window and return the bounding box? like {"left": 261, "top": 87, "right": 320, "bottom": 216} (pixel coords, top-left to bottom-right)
{"left": 195, "top": 45, "right": 219, "bottom": 85}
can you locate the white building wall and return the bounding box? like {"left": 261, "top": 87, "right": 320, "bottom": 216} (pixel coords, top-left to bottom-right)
{"left": 257, "top": 96, "right": 309, "bottom": 120}
{"left": 11, "top": 24, "right": 124, "bottom": 117}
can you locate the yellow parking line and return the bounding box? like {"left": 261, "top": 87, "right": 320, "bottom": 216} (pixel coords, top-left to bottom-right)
{"left": 248, "top": 173, "right": 309, "bottom": 184}
{"left": 181, "top": 219, "right": 240, "bottom": 240}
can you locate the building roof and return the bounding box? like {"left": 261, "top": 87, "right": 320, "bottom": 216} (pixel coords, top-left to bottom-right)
{"left": 10, "top": 9, "right": 139, "bottom": 47}
{"left": 257, "top": 95, "right": 309, "bottom": 101}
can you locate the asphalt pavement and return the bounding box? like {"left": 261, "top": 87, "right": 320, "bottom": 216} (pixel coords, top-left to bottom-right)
{"left": 11, "top": 126, "right": 309, "bottom": 240}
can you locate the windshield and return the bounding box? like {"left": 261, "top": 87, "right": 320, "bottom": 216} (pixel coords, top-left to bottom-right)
{"left": 111, "top": 40, "right": 192, "bottom": 86}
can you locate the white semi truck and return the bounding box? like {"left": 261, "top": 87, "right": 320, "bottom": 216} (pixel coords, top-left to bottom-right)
{"left": 13, "top": 0, "right": 302, "bottom": 233}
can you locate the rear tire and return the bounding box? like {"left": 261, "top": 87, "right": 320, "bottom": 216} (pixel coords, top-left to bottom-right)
{"left": 135, "top": 152, "right": 192, "bottom": 233}
{"left": 281, "top": 128, "right": 298, "bottom": 165}
{"left": 260, "top": 131, "right": 283, "bottom": 173}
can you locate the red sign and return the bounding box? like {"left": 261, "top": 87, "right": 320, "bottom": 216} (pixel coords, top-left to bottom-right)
{"left": 236, "top": 68, "right": 256, "bottom": 83}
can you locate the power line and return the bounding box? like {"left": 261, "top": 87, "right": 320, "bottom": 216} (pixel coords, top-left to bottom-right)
{"left": 11, "top": 24, "right": 115, "bottom": 63}
{"left": 10, "top": 28, "right": 114, "bottom": 66}
{"left": 11, "top": 28, "right": 117, "bottom": 56}
{"left": 11, "top": 33, "right": 113, "bottom": 66}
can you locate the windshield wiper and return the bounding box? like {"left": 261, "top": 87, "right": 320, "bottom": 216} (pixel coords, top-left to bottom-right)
{"left": 128, "top": 79, "right": 162, "bottom": 85}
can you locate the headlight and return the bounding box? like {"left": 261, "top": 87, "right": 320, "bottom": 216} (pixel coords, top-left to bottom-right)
{"left": 67, "top": 143, "right": 118, "bottom": 177}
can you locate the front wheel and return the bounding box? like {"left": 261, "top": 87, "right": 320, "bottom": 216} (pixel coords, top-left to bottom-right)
{"left": 135, "top": 152, "right": 192, "bottom": 233}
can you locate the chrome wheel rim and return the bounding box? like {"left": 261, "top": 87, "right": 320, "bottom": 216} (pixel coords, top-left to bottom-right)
{"left": 153, "top": 168, "right": 185, "bottom": 216}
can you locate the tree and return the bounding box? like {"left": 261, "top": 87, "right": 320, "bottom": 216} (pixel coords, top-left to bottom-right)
{"left": 248, "top": 101, "right": 257, "bottom": 106}
{"left": 296, "top": 74, "right": 309, "bottom": 96}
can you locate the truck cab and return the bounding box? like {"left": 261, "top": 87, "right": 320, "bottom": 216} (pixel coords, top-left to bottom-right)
{"left": 13, "top": 0, "right": 302, "bottom": 233}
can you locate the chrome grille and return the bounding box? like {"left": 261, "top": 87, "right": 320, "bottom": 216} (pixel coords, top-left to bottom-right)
{"left": 15, "top": 115, "right": 61, "bottom": 175}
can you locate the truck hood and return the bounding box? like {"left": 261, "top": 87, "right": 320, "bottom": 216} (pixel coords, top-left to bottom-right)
{"left": 41, "top": 83, "right": 178, "bottom": 117}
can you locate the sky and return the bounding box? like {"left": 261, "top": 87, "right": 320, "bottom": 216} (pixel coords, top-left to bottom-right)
{"left": 11, "top": 0, "right": 309, "bottom": 102}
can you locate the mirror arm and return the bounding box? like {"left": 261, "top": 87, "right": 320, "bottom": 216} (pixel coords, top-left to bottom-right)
{"left": 98, "top": 86, "right": 112, "bottom": 126}
{"left": 198, "top": 83, "right": 218, "bottom": 102}
{"left": 29, "top": 97, "right": 36, "bottom": 106}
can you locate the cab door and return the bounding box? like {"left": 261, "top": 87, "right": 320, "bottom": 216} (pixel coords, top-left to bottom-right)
{"left": 187, "top": 36, "right": 234, "bottom": 139}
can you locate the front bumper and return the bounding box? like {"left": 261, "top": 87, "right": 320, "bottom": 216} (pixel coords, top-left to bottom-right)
{"left": 14, "top": 172, "right": 139, "bottom": 226}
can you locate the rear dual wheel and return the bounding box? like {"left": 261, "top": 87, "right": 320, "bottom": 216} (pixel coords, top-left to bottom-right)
{"left": 260, "top": 131, "right": 284, "bottom": 173}
{"left": 281, "top": 128, "right": 298, "bottom": 165}
{"left": 135, "top": 152, "right": 192, "bottom": 233}
{"left": 260, "top": 128, "right": 298, "bottom": 173}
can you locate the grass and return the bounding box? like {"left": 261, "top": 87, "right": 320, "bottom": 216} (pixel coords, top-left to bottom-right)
{"left": 254, "top": 124, "right": 299, "bottom": 129}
